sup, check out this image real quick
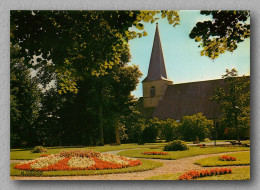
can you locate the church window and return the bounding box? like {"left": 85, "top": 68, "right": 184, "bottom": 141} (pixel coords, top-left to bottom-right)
{"left": 150, "top": 86, "right": 156, "bottom": 97}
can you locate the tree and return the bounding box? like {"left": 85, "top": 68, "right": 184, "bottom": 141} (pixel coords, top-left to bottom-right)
{"left": 10, "top": 44, "right": 41, "bottom": 147}
{"left": 179, "top": 113, "right": 213, "bottom": 141}
{"left": 10, "top": 10, "right": 180, "bottom": 145}
{"left": 159, "top": 118, "right": 179, "bottom": 142}
{"left": 190, "top": 10, "right": 250, "bottom": 60}
{"left": 10, "top": 11, "right": 180, "bottom": 93}
{"left": 211, "top": 68, "right": 250, "bottom": 141}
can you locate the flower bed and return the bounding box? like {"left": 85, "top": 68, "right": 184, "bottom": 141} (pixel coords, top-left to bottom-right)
{"left": 14, "top": 150, "right": 142, "bottom": 171}
{"left": 178, "top": 168, "right": 232, "bottom": 180}
{"left": 219, "top": 155, "right": 237, "bottom": 161}
{"left": 197, "top": 144, "right": 207, "bottom": 148}
{"left": 142, "top": 151, "right": 169, "bottom": 155}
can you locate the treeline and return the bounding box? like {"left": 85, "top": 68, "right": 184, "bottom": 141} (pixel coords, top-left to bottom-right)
{"left": 122, "top": 112, "right": 250, "bottom": 144}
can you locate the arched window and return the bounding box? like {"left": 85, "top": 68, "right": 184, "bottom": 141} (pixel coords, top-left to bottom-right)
{"left": 150, "top": 86, "right": 156, "bottom": 97}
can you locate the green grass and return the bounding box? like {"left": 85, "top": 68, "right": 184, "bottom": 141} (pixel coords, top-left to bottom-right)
{"left": 146, "top": 173, "right": 182, "bottom": 180}
{"left": 194, "top": 151, "right": 250, "bottom": 167}
{"left": 118, "top": 146, "right": 250, "bottom": 160}
{"left": 10, "top": 159, "right": 163, "bottom": 176}
{"left": 10, "top": 143, "right": 165, "bottom": 160}
{"left": 145, "top": 167, "right": 250, "bottom": 180}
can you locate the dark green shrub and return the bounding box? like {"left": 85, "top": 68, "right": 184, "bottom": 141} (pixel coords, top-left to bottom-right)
{"left": 159, "top": 118, "right": 179, "bottom": 141}
{"left": 141, "top": 126, "right": 158, "bottom": 143}
{"left": 163, "top": 140, "right": 189, "bottom": 151}
{"left": 31, "top": 146, "right": 47, "bottom": 153}
{"left": 178, "top": 113, "right": 213, "bottom": 141}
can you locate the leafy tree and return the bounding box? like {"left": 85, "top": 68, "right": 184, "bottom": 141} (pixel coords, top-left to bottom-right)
{"left": 141, "top": 117, "right": 160, "bottom": 143}
{"left": 10, "top": 44, "right": 41, "bottom": 147}
{"left": 10, "top": 10, "right": 180, "bottom": 145}
{"left": 159, "top": 118, "right": 179, "bottom": 142}
{"left": 179, "top": 113, "right": 213, "bottom": 141}
{"left": 211, "top": 68, "right": 250, "bottom": 141}
{"left": 10, "top": 10, "right": 180, "bottom": 93}
{"left": 190, "top": 10, "right": 250, "bottom": 60}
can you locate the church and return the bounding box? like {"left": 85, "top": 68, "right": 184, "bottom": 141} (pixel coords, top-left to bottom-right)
{"left": 141, "top": 23, "right": 249, "bottom": 123}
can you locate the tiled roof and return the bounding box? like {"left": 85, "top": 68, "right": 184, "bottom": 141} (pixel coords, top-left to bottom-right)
{"left": 153, "top": 77, "right": 249, "bottom": 120}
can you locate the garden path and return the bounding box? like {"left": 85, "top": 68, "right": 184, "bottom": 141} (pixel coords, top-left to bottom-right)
{"left": 10, "top": 150, "right": 249, "bottom": 180}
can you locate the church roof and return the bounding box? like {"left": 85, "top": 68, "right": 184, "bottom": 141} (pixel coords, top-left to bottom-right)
{"left": 153, "top": 78, "right": 227, "bottom": 120}
{"left": 153, "top": 76, "right": 250, "bottom": 120}
{"left": 142, "top": 23, "right": 168, "bottom": 82}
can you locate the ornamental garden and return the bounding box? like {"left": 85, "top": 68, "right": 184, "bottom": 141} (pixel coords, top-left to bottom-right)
{"left": 11, "top": 140, "right": 250, "bottom": 180}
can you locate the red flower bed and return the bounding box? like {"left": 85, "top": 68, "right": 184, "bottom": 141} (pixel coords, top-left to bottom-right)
{"left": 179, "top": 168, "right": 232, "bottom": 180}
{"left": 219, "top": 155, "right": 237, "bottom": 161}
{"left": 142, "top": 151, "right": 169, "bottom": 155}
{"left": 197, "top": 144, "right": 207, "bottom": 148}
{"left": 14, "top": 150, "right": 142, "bottom": 171}
{"left": 40, "top": 154, "right": 50, "bottom": 157}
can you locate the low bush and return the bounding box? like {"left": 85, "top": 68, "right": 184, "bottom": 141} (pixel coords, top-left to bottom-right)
{"left": 31, "top": 146, "right": 47, "bottom": 153}
{"left": 141, "top": 126, "right": 158, "bottom": 143}
{"left": 163, "top": 140, "right": 189, "bottom": 151}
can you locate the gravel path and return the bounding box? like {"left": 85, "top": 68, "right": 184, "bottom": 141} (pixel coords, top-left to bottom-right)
{"left": 10, "top": 150, "right": 249, "bottom": 180}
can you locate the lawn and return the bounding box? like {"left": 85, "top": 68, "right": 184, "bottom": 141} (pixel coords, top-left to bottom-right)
{"left": 194, "top": 151, "right": 250, "bottom": 167}
{"left": 146, "top": 167, "right": 250, "bottom": 180}
{"left": 10, "top": 143, "right": 165, "bottom": 160}
{"left": 118, "top": 146, "right": 250, "bottom": 160}
{"left": 10, "top": 159, "right": 163, "bottom": 176}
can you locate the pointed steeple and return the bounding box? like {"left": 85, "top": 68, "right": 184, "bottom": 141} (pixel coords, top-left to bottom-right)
{"left": 143, "top": 23, "right": 167, "bottom": 82}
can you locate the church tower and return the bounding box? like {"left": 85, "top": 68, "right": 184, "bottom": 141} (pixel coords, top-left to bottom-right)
{"left": 142, "top": 23, "right": 173, "bottom": 108}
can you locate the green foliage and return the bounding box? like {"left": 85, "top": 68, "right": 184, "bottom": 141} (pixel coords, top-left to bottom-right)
{"left": 141, "top": 126, "right": 158, "bottom": 143}
{"left": 10, "top": 10, "right": 180, "bottom": 147}
{"left": 122, "top": 112, "right": 145, "bottom": 143}
{"left": 10, "top": 10, "right": 179, "bottom": 94}
{"left": 159, "top": 118, "right": 179, "bottom": 141}
{"left": 10, "top": 44, "right": 41, "bottom": 148}
{"left": 31, "top": 146, "right": 47, "bottom": 153}
{"left": 178, "top": 113, "right": 213, "bottom": 141}
{"left": 141, "top": 118, "right": 160, "bottom": 143}
{"left": 211, "top": 69, "right": 250, "bottom": 141}
{"left": 163, "top": 140, "right": 189, "bottom": 151}
{"left": 190, "top": 10, "right": 250, "bottom": 60}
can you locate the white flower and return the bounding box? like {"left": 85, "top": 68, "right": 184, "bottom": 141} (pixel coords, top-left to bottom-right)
{"left": 67, "top": 157, "right": 95, "bottom": 168}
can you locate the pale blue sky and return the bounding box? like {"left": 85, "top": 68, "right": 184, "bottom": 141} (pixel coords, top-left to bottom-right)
{"left": 129, "top": 10, "right": 250, "bottom": 98}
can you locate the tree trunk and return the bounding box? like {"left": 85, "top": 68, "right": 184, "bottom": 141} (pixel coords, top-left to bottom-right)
{"left": 114, "top": 115, "right": 121, "bottom": 145}
{"left": 98, "top": 103, "right": 104, "bottom": 146}
{"left": 235, "top": 112, "right": 240, "bottom": 143}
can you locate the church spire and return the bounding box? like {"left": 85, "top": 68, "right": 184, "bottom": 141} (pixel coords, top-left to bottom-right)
{"left": 143, "top": 23, "right": 167, "bottom": 82}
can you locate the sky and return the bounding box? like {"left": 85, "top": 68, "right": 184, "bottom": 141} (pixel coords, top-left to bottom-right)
{"left": 129, "top": 10, "right": 250, "bottom": 98}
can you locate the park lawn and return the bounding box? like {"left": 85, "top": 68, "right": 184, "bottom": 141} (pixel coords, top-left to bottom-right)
{"left": 118, "top": 146, "right": 250, "bottom": 160}
{"left": 146, "top": 173, "right": 182, "bottom": 180}
{"left": 10, "top": 159, "right": 163, "bottom": 177}
{"left": 10, "top": 143, "right": 165, "bottom": 160}
{"left": 145, "top": 167, "right": 250, "bottom": 180}
{"left": 195, "top": 151, "right": 250, "bottom": 167}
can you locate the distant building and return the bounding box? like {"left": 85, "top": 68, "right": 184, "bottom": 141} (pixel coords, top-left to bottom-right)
{"left": 142, "top": 23, "right": 249, "bottom": 124}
